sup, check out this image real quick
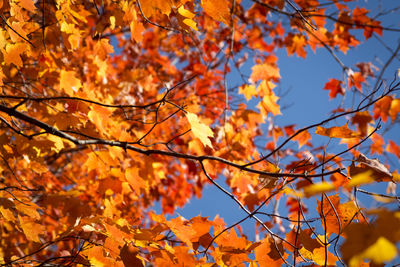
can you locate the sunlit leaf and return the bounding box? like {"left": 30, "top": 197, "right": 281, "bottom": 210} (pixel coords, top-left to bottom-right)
{"left": 323, "top": 79, "right": 344, "bottom": 99}
{"left": 186, "top": 112, "right": 214, "bottom": 149}
{"left": 60, "top": 70, "right": 82, "bottom": 95}
{"left": 250, "top": 64, "right": 281, "bottom": 83}
{"left": 201, "top": 0, "right": 230, "bottom": 25}
{"left": 316, "top": 123, "right": 360, "bottom": 138}
{"left": 303, "top": 182, "right": 335, "bottom": 197}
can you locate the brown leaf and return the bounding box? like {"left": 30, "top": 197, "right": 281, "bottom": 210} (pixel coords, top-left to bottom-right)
{"left": 350, "top": 153, "right": 393, "bottom": 182}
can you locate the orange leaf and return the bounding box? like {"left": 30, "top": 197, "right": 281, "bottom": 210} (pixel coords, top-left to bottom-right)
{"left": 285, "top": 34, "right": 307, "bottom": 58}
{"left": 317, "top": 195, "right": 358, "bottom": 235}
{"left": 120, "top": 244, "right": 144, "bottom": 267}
{"left": 19, "top": 216, "right": 45, "bottom": 242}
{"left": 351, "top": 111, "right": 372, "bottom": 136}
{"left": 316, "top": 123, "right": 360, "bottom": 138}
{"left": 19, "top": 0, "right": 36, "bottom": 12}
{"left": 125, "top": 167, "right": 148, "bottom": 194}
{"left": 373, "top": 96, "right": 392, "bottom": 122}
{"left": 254, "top": 238, "right": 286, "bottom": 266}
{"left": 293, "top": 130, "right": 311, "bottom": 148}
{"left": 201, "top": 0, "right": 230, "bottom": 25}
{"left": 140, "top": 0, "right": 173, "bottom": 17}
{"left": 348, "top": 72, "right": 365, "bottom": 92}
{"left": 60, "top": 70, "right": 82, "bottom": 95}
{"left": 4, "top": 43, "right": 27, "bottom": 68}
{"left": 386, "top": 140, "right": 400, "bottom": 157}
{"left": 250, "top": 64, "right": 281, "bottom": 82}
{"left": 166, "top": 217, "right": 197, "bottom": 249}
{"left": 323, "top": 79, "right": 344, "bottom": 99}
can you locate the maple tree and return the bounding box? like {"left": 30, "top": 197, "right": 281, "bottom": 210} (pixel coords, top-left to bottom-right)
{"left": 0, "top": 0, "right": 400, "bottom": 266}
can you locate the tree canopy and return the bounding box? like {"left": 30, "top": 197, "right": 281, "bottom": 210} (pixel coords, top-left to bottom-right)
{"left": 0, "top": 0, "right": 399, "bottom": 266}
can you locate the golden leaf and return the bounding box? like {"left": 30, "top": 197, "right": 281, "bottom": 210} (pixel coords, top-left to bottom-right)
{"left": 186, "top": 112, "right": 214, "bottom": 149}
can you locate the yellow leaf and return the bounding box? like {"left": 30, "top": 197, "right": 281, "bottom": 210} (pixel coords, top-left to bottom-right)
{"left": 349, "top": 237, "right": 397, "bottom": 266}
{"left": 109, "top": 16, "right": 116, "bottom": 30}
{"left": 178, "top": 5, "right": 195, "bottom": 19}
{"left": 313, "top": 247, "right": 338, "bottom": 265}
{"left": 177, "top": 6, "right": 198, "bottom": 31}
{"left": 186, "top": 112, "right": 214, "bottom": 149}
{"left": 303, "top": 182, "right": 335, "bottom": 197}
{"left": 389, "top": 98, "right": 400, "bottom": 121}
{"left": 257, "top": 92, "right": 281, "bottom": 117}
{"left": 183, "top": 18, "right": 198, "bottom": 31}
{"left": 239, "top": 84, "right": 257, "bottom": 101}
{"left": 346, "top": 170, "right": 373, "bottom": 187}
{"left": 46, "top": 134, "right": 65, "bottom": 153}
{"left": 316, "top": 123, "right": 360, "bottom": 138}
{"left": 201, "top": 0, "right": 230, "bottom": 25}
{"left": 282, "top": 187, "right": 303, "bottom": 198}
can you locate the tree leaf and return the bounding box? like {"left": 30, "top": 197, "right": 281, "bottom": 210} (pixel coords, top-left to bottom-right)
{"left": 250, "top": 64, "right": 281, "bottom": 83}
{"left": 60, "top": 70, "right": 82, "bottom": 95}
{"left": 348, "top": 153, "right": 393, "bottom": 183}
{"left": 303, "top": 182, "right": 335, "bottom": 197}
{"left": 323, "top": 79, "right": 344, "bottom": 99}
{"left": 186, "top": 112, "right": 214, "bottom": 149}
{"left": 201, "top": 0, "right": 230, "bottom": 25}
{"left": 316, "top": 123, "right": 360, "bottom": 138}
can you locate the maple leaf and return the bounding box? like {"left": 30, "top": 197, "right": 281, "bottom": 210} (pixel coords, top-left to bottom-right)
{"left": 140, "top": 0, "right": 173, "bottom": 17}
{"left": 285, "top": 34, "right": 307, "bottom": 58}
{"left": 323, "top": 78, "right": 344, "bottom": 99}
{"left": 316, "top": 123, "right": 360, "bottom": 138}
{"left": 239, "top": 84, "right": 257, "bottom": 101}
{"left": 293, "top": 130, "right": 311, "bottom": 148}
{"left": 351, "top": 111, "right": 372, "bottom": 136}
{"left": 257, "top": 92, "right": 281, "bottom": 117}
{"left": 201, "top": 0, "right": 231, "bottom": 25}
{"left": 60, "top": 70, "right": 82, "bottom": 95}
{"left": 389, "top": 98, "right": 400, "bottom": 121}
{"left": 177, "top": 5, "right": 198, "bottom": 31}
{"left": 348, "top": 153, "right": 393, "bottom": 184}
{"left": 373, "top": 95, "right": 392, "bottom": 122}
{"left": 19, "top": 0, "right": 37, "bottom": 12}
{"left": 348, "top": 72, "right": 365, "bottom": 92}
{"left": 250, "top": 63, "right": 281, "bottom": 83}
{"left": 341, "top": 209, "right": 400, "bottom": 265}
{"left": 18, "top": 216, "right": 45, "bottom": 242}
{"left": 186, "top": 112, "right": 214, "bottom": 149}
{"left": 4, "top": 43, "right": 27, "bottom": 68}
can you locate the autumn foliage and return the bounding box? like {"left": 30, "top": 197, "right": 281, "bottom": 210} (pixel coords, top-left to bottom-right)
{"left": 0, "top": 0, "right": 400, "bottom": 266}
